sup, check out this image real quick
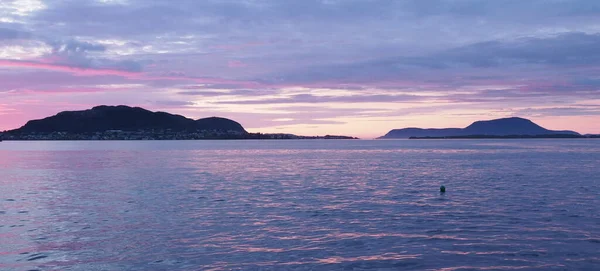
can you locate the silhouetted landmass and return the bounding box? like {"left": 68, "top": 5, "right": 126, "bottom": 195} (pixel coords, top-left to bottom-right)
{"left": 0, "top": 105, "right": 358, "bottom": 140}
{"left": 380, "top": 117, "right": 581, "bottom": 139}
{"left": 13, "top": 105, "right": 246, "bottom": 133}
{"left": 410, "top": 134, "right": 589, "bottom": 139}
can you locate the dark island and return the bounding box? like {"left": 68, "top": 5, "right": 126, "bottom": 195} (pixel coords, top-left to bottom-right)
{"left": 409, "top": 134, "right": 590, "bottom": 139}
{"left": 0, "top": 105, "right": 358, "bottom": 140}
{"left": 379, "top": 117, "right": 595, "bottom": 139}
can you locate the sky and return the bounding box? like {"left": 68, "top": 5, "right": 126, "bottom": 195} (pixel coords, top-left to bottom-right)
{"left": 1, "top": 0, "right": 599, "bottom": 138}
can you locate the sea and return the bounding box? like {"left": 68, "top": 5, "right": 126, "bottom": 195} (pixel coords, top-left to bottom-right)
{"left": 0, "top": 139, "right": 599, "bottom": 270}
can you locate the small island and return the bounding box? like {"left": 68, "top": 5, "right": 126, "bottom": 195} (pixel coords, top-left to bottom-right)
{"left": 0, "top": 105, "right": 358, "bottom": 141}
{"left": 379, "top": 117, "right": 597, "bottom": 139}
{"left": 409, "top": 134, "right": 595, "bottom": 139}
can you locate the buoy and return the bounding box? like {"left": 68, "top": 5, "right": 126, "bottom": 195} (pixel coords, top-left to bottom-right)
{"left": 440, "top": 185, "right": 446, "bottom": 193}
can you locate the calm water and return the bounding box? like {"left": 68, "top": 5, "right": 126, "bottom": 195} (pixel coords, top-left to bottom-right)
{"left": 1, "top": 140, "right": 599, "bottom": 270}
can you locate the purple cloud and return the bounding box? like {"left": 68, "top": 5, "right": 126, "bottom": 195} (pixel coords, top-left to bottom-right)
{"left": 1, "top": 0, "right": 600, "bottom": 135}
{"left": 213, "top": 93, "right": 425, "bottom": 105}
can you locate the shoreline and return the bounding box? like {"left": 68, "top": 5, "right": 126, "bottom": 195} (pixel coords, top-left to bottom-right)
{"left": 408, "top": 135, "right": 599, "bottom": 139}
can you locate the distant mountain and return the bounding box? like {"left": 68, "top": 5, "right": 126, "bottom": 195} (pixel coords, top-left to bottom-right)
{"left": 7, "top": 105, "right": 246, "bottom": 133}
{"left": 194, "top": 117, "right": 246, "bottom": 133}
{"left": 379, "top": 117, "right": 580, "bottom": 139}
{"left": 0, "top": 105, "right": 362, "bottom": 140}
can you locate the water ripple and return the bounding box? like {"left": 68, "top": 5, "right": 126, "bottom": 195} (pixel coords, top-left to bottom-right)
{"left": 0, "top": 139, "right": 599, "bottom": 270}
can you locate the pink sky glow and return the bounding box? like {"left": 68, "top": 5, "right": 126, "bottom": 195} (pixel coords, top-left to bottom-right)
{"left": 1, "top": 0, "right": 599, "bottom": 137}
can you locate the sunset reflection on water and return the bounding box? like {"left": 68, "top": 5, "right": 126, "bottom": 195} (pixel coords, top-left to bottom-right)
{"left": 1, "top": 140, "right": 599, "bottom": 270}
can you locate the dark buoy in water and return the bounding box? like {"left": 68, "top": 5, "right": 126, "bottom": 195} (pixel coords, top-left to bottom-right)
{"left": 440, "top": 185, "right": 446, "bottom": 193}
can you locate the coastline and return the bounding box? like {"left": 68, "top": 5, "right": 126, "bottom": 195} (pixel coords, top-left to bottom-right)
{"left": 0, "top": 131, "right": 358, "bottom": 141}
{"left": 408, "top": 134, "right": 599, "bottom": 139}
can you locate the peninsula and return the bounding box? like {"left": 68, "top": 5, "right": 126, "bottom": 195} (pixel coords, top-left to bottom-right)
{"left": 0, "top": 105, "right": 357, "bottom": 140}
{"left": 378, "top": 117, "right": 594, "bottom": 139}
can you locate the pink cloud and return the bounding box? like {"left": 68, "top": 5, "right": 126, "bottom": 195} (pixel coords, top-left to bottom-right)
{"left": 16, "top": 87, "right": 131, "bottom": 94}
{"left": 0, "top": 59, "right": 260, "bottom": 87}
{"left": 228, "top": 60, "right": 247, "bottom": 68}
{"left": 0, "top": 59, "right": 139, "bottom": 77}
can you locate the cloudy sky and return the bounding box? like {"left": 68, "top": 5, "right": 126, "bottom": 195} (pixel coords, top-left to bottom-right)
{"left": 1, "top": 0, "right": 599, "bottom": 137}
